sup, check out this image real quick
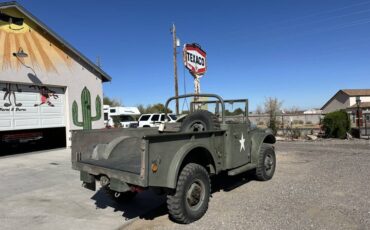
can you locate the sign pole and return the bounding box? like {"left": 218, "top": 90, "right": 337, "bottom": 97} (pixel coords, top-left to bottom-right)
{"left": 193, "top": 74, "right": 201, "bottom": 95}
{"left": 193, "top": 74, "right": 202, "bottom": 110}
{"left": 194, "top": 77, "right": 200, "bottom": 95}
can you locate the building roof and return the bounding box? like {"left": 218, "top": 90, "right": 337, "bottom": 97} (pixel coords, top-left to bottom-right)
{"left": 341, "top": 89, "right": 370, "bottom": 96}
{"left": 348, "top": 102, "right": 370, "bottom": 109}
{"left": 0, "top": 1, "right": 111, "bottom": 82}
{"left": 321, "top": 89, "right": 370, "bottom": 110}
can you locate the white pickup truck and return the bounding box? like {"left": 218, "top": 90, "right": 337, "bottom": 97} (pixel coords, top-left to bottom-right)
{"left": 138, "top": 113, "right": 177, "bottom": 127}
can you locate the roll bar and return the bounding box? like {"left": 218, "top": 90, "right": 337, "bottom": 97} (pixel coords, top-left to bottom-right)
{"left": 164, "top": 93, "right": 225, "bottom": 123}
{"left": 191, "top": 99, "right": 249, "bottom": 123}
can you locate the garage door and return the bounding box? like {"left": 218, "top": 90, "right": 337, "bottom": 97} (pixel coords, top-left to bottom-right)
{"left": 0, "top": 82, "right": 65, "bottom": 131}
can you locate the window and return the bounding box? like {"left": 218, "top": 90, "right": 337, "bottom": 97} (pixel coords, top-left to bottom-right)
{"left": 151, "top": 115, "right": 160, "bottom": 121}
{"left": 110, "top": 109, "right": 116, "bottom": 113}
{"left": 139, "top": 115, "right": 150, "bottom": 121}
{"left": 119, "top": 115, "right": 134, "bottom": 122}
{"left": 104, "top": 113, "right": 108, "bottom": 121}
{"left": 112, "top": 116, "right": 121, "bottom": 124}
{"left": 160, "top": 115, "right": 175, "bottom": 121}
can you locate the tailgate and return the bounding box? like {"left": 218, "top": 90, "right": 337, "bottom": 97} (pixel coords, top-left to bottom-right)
{"left": 71, "top": 128, "right": 158, "bottom": 187}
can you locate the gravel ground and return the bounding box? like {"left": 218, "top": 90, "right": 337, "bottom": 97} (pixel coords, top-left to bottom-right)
{"left": 123, "top": 139, "right": 370, "bottom": 230}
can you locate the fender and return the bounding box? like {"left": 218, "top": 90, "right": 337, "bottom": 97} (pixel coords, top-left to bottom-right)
{"left": 91, "top": 136, "right": 130, "bottom": 160}
{"left": 166, "top": 142, "right": 216, "bottom": 189}
{"left": 250, "top": 130, "right": 276, "bottom": 164}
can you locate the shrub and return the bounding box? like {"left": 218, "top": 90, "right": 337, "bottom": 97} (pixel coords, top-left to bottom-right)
{"left": 292, "top": 128, "right": 301, "bottom": 139}
{"left": 292, "top": 120, "right": 304, "bottom": 125}
{"left": 264, "top": 97, "right": 283, "bottom": 136}
{"left": 268, "top": 119, "right": 277, "bottom": 135}
{"left": 322, "top": 110, "right": 350, "bottom": 139}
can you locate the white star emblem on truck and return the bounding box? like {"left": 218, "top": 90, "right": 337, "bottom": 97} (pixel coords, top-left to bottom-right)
{"left": 239, "top": 133, "right": 245, "bottom": 152}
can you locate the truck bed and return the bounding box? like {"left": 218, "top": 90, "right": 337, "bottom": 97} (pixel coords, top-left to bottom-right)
{"left": 81, "top": 150, "right": 141, "bottom": 174}
{"left": 79, "top": 134, "right": 144, "bottom": 174}
{"left": 72, "top": 127, "right": 226, "bottom": 189}
{"left": 72, "top": 128, "right": 158, "bottom": 179}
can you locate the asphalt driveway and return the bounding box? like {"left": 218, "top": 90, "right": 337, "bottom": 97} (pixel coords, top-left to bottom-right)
{"left": 1, "top": 139, "right": 370, "bottom": 230}
{"left": 0, "top": 148, "right": 164, "bottom": 230}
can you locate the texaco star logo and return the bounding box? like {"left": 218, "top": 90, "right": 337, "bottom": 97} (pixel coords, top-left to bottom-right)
{"left": 239, "top": 133, "right": 245, "bottom": 152}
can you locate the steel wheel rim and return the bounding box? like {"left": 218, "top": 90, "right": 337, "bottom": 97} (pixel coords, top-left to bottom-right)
{"left": 264, "top": 153, "right": 274, "bottom": 175}
{"left": 186, "top": 179, "right": 205, "bottom": 211}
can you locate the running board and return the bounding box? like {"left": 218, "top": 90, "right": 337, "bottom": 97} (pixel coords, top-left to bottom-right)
{"left": 227, "top": 163, "right": 256, "bottom": 176}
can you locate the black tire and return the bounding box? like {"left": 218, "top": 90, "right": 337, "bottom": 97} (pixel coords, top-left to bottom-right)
{"left": 180, "top": 110, "right": 220, "bottom": 132}
{"left": 167, "top": 163, "right": 211, "bottom": 224}
{"left": 104, "top": 187, "right": 137, "bottom": 203}
{"left": 256, "top": 143, "right": 276, "bottom": 181}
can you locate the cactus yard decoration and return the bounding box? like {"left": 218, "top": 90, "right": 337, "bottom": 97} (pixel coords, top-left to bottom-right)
{"left": 72, "top": 87, "right": 102, "bottom": 130}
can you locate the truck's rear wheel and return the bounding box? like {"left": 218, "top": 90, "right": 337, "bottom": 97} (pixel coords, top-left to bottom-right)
{"left": 167, "top": 163, "right": 210, "bottom": 224}
{"left": 255, "top": 143, "right": 276, "bottom": 181}
{"left": 104, "top": 188, "right": 137, "bottom": 203}
{"left": 180, "top": 110, "right": 219, "bottom": 132}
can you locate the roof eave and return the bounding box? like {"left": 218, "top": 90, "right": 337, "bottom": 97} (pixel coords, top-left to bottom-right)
{"left": 321, "top": 90, "right": 342, "bottom": 110}
{"left": 0, "top": 1, "right": 112, "bottom": 82}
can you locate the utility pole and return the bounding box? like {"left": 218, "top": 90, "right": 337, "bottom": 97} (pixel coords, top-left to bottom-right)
{"left": 171, "top": 24, "right": 179, "bottom": 115}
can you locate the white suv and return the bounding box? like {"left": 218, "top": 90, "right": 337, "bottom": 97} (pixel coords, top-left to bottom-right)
{"left": 138, "top": 113, "right": 177, "bottom": 128}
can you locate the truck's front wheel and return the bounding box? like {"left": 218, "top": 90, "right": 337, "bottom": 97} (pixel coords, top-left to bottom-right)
{"left": 167, "top": 163, "right": 210, "bottom": 224}
{"left": 255, "top": 143, "right": 276, "bottom": 181}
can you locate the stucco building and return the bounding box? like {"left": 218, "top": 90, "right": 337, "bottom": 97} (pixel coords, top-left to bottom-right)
{"left": 321, "top": 89, "right": 370, "bottom": 129}
{"left": 321, "top": 89, "right": 370, "bottom": 114}
{"left": 0, "top": 2, "right": 111, "bottom": 148}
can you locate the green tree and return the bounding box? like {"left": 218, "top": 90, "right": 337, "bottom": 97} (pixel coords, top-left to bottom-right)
{"left": 103, "top": 96, "right": 122, "bottom": 107}
{"left": 322, "top": 110, "right": 350, "bottom": 139}
{"left": 264, "top": 97, "right": 283, "bottom": 135}
{"left": 136, "top": 103, "right": 173, "bottom": 114}
{"left": 225, "top": 108, "right": 244, "bottom": 116}
{"left": 137, "top": 104, "right": 146, "bottom": 114}
{"left": 149, "top": 103, "right": 171, "bottom": 113}
{"left": 286, "top": 106, "right": 301, "bottom": 114}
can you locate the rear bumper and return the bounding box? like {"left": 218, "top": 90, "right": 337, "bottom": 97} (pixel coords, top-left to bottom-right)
{"left": 80, "top": 171, "right": 132, "bottom": 192}
{"left": 73, "top": 161, "right": 147, "bottom": 192}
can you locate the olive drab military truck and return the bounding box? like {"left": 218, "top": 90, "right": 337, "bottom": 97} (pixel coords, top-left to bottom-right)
{"left": 71, "top": 94, "right": 276, "bottom": 224}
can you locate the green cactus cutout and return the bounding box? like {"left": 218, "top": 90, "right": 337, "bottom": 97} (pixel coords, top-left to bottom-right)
{"left": 72, "top": 87, "right": 102, "bottom": 130}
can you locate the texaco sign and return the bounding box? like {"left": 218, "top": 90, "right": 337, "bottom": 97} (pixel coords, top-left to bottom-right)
{"left": 183, "top": 43, "right": 207, "bottom": 76}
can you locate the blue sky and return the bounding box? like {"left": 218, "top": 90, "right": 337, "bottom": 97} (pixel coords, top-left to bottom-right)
{"left": 14, "top": 0, "right": 370, "bottom": 111}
